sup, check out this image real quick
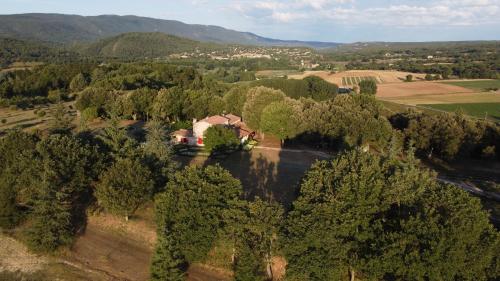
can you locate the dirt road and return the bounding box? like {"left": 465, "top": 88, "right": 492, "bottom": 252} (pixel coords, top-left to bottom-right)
{"left": 66, "top": 218, "right": 230, "bottom": 281}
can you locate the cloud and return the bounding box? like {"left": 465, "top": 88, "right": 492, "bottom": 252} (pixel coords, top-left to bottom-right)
{"left": 228, "top": 0, "right": 500, "bottom": 26}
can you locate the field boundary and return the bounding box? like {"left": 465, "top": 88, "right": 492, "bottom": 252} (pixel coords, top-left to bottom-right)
{"left": 383, "top": 100, "right": 500, "bottom": 124}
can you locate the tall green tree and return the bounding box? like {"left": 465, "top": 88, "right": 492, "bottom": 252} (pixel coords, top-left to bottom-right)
{"left": 0, "top": 178, "right": 18, "bottom": 229}
{"left": 225, "top": 198, "right": 284, "bottom": 281}
{"left": 99, "top": 115, "right": 138, "bottom": 159}
{"left": 143, "top": 119, "right": 177, "bottom": 191}
{"left": 283, "top": 149, "right": 498, "bottom": 281}
{"left": 204, "top": 125, "right": 240, "bottom": 153}
{"left": 242, "top": 87, "right": 286, "bottom": 131}
{"left": 150, "top": 235, "right": 186, "bottom": 281}
{"left": 50, "top": 103, "right": 73, "bottom": 134}
{"left": 152, "top": 87, "right": 185, "bottom": 122}
{"left": 95, "top": 157, "right": 154, "bottom": 221}
{"left": 24, "top": 134, "right": 102, "bottom": 252}
{"left": 129, "top": 87, "right": 158, "bottom": 120}
{"left": 224, "top": 85, "right": 249, "bottom": 116}
{"left": 155, "top": 165, "right": 242, "bottom": 264}
{"left": 260, "top": 98, "right": 302, "bottom": 145}
{"left": 0, "top": 131, "right": 38, "bottom": 228}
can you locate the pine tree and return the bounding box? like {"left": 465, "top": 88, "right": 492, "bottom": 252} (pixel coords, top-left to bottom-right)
{"left": 99, "top": 114, "right": 138, "bottom": 159}
{"left": 50, "top": 103, "right": 73, "bottom": 134}
{"left": 0, "top": 178, "right": 18, "bottom": 229}
{"left": 143, "top": 120, "right": 177, "bottom": 191}
{"left": 150, "top": 235, "right": 186, "bottom": 281}
{"left": 23, "top": 134, "right": 102, "bottom": 252}
{"left": 234, "top": 241, "right": 266, "bottom": 281}
{"left": 95, "top": 157, "right": 154, "bottom": 221}
{"left": 25, "top": 181, "right": 73, "bottom": 252}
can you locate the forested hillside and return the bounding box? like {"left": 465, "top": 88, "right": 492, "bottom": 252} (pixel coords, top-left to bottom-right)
{"left": 0, "top": 13, "right": 340, "bottom": 48}
{"left": 79, "top": 32, "right": 221, "bottom": 58}
{"left": 0, "top": 37, "right": 79, "bottom": 67}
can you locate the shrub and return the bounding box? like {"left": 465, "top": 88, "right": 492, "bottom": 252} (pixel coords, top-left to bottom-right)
{"left": 47, "top": 90, "right": 64, "bottom": 103}
{"left": 37, "top": 110, "right": 46, "bottom": 117}
{"left": 204, "top": 125, "right": 240, "bottom": 153}
{"left": 1, "top": 119, "right": 6, "bottom": 124}
{"left": 81, "top": 107, "right": 99, "bottom": 123}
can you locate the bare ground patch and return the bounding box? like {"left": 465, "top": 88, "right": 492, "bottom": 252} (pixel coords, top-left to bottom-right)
{"left": 377, "top": 81, "right": 475, "bottom": 100}
{"left": 0, "top": 235, "right": 47, "bottom": 273}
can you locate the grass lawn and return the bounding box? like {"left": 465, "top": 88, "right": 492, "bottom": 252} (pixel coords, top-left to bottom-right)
{"left": 420, "top": 103, "right": 500, "bottom": 121}
{"left": 441, "top": 80, "right": 500, "bottom": 91}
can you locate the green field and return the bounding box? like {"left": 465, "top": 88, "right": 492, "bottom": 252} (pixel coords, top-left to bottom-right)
{"left": 420, "top": 103, "right": 500, "bottom": 121}
{"left": 441, "top": 80, "right": 500, "bottom": 91}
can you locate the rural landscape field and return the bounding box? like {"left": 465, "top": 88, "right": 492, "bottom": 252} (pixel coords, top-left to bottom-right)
{"left": 1, "top": 1, "right": 500, "bottom": 281}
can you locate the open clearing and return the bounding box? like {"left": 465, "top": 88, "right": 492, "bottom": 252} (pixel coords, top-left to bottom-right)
{"left": 441, "top": 80, "right": 500, "bottom": 91}
{"left": 378, "top": 91, "right": 500, "bottom": 106}
{"left": 176, "top": 143, "right": 329, "bottom": 206}
{"left": 288, "top": 70, "right": 426, "bottom": 85}
{"left": 0, "top": 102, "right": 78, "bottom": 135}
{"left": 377, "top": 81, "right": 476, "bottom": 100}
{"left": 420, "top": 103, "right": 500, "bottom": 121}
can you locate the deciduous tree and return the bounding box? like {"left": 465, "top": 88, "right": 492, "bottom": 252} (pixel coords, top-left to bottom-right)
{"left": 283, "top": 149, "right": 499, "bottom": 281}
{"left": 204, "top": 125, "right": 240, "bottom": 153}
{"left": 260, "top": 98, "right": 302, "bottom": 145}
{"left": 242, "top": 87, "right": 286, "bottom": 131}
{"left": 95, "top": 157, "right": 154, "bottom": 221}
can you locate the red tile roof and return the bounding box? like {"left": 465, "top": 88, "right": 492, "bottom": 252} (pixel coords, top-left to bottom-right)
{"left": 225, "top": 114, "right": 242, "bottom": 125}
{"left": 202, "top": 115, "right": 230, "bottom": 125}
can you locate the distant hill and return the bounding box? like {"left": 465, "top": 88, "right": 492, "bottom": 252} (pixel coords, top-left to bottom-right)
{"left": 323, "top": 41, "right": 500, "bottom": 53}
{"left": 0, "top": 37, "right": 79, "bottom": 67}
{"left": 0, "top": 13, "right": 341, "bottom": 49}
{"left": 79, "top": 32, "right": 220, "bottom": 58}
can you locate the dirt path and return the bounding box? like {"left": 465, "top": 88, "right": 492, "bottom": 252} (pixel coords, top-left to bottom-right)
{"left": 69, "top": 222, "right": 152, "bottom": 281}
{"left": 0, "top": 235, "right": 48, "bottom": 273}
{"left": 65, "top": 217, "right": 231, "bottom": 281}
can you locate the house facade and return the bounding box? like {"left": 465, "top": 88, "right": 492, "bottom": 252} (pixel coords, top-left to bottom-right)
{"left": 172, "top": 114, "right": 254, "bottom": 146}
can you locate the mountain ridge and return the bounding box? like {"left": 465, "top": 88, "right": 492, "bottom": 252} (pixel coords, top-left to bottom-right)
{"left": 0, "top": 13, "right": 341, "bottom": 49}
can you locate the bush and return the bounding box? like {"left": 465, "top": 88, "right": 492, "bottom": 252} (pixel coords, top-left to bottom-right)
{"left": 47, "top": 90, "right": 62, "bottom": 103}
{"left": 204, "top": 125, "right": 240, "bottom": 153}
{"left": 37, "top": 110, "right": 46, "bottom": 117}
{"left": 81, "top": 107, "right": 99, "bottom": 122}
{"left": 1, "top": 119, "right": 6, "bottom": 124}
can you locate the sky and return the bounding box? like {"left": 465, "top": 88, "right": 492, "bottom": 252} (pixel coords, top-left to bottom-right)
{"left": 2, "top": 0, "right": 500, "bottom": 42}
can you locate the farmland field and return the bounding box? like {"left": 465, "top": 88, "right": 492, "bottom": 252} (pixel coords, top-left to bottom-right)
{"left": 377, "top": 81, "right": 476, "bottom": 100}
{"left": 288, "top": 70, "right": 424, "bottom": 85}
{"left": 440, "top": 80, "right": 500, "bottom": 91}
{"left": 378, "top": 92, "right": 500, "bottom": 105}
{"left": 341, "top": 76, "right": 377, "bottom": 86}
{"left": 420, "top": 103, "right": 500, "bottom": 121}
